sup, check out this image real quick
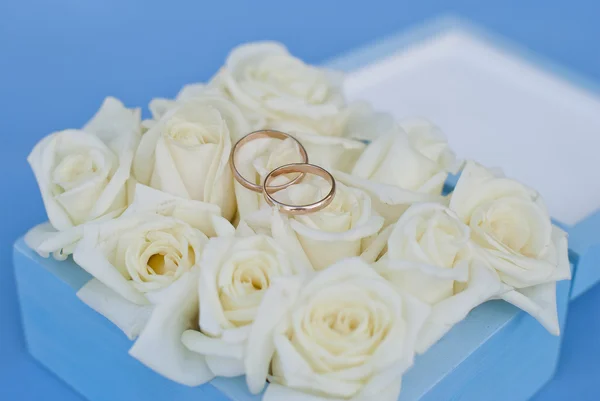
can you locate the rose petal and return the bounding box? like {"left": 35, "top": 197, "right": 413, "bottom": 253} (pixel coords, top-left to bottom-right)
{"left": 151, "top": 134, "right": 191, "bottom": 198}
{"left": 25, "top": 222, "right": 81, "bottom": 259}
{"left": 147, "top": 83, "right": 213, "bottom": 121}
{"left": 220, "top": 41, "right": 344, "bottom": 123}
{"left": 245, "top": 277, "right": 303, "bottom": 394}
{"left": 360, "top": 377, "right": 403, "bottom": 401}
{"left": 356, "top": 368, "right": 403, "bottom": 401}
{"left": 333, "top": 126, "right": 454, "bottom": 225}
{"left": 399, "top": 118, "right": 460, "bottom": 174}
{"left": 198, "top": 238, "right": 233, "bottom": 336}
{"left": 289, "top": 209, "right": 383, "bottom": 243}
{"left": 181, "top": 330, "right": 245, "bottom": 360}
{"left": 73, "top": 224, "right": 148, "bottom": 305}
{"left": 272, "top": 334, "right": 364, "bottom": 398}
{"left": 551, "top": 225, "right": 571, "bottom": 281}
{"left": 334, "top": 169, "right": 445, "bottom": 225}
{"left": 80, "top": 97, "right": 140, "bottom": 220}
{"left": 82, "top": 97, "right": 140, "bottom": 147}
{"left": 176, "top": 83, "right": 209, "bottom": 101}
{"left": 28, "top": 135, "right": 74, "bottom": 230}
{"left": 271, "top": 211, "right": 314, "bottom": 273}
{"left": 449, "top": 161, "right": 537, "bottom": 223}
{"left": 415, "top": 260, "right": 508, "bottom": 353}
{"left": 289, "top": 132, "right": 365, "bottom": 172}
{"left": 77, "top": 278, "right": 153, "bottom": 340}
{"left": 132, "top": 121, "right": 163, "bottom": 185}
{"left": 501, "top": 282, "right": 561, "bottom": 335}
{"left": 206, "top": 355, "right": 246, "bottom": 378}
{"left": 479, "top": 247, "right": 558, "bottom": 287}
{"left": 342, "top": 101, "right": 395, "bottom": 142}
{"left": 28, "top": 128, "right": 130, "bottom": 230}
{"left": 133, "top": 96, "right": 245, "bottom": 221}
{"left": 361, "top": 225, "right": 393, "bottom": 262}
{"left": 127, "top": 184, "right": 234, "bottom": 237}
{"left": 149, "top": 98, "right": 178, "bottom": 121}
{"left": 278, "top": 183, "right": 384, "bottom": 271}
{"left": 129, "top": 268, "right": 214, "bottom": 386}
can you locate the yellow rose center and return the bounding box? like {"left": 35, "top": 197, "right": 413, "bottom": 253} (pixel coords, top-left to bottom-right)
{"left": 120, "top": 227, "right": 200, "bottom": 292}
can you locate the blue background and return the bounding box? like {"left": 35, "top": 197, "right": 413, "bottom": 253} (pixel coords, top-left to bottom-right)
{"left": 1, "top": 1, "right": 600, "bottom": 400}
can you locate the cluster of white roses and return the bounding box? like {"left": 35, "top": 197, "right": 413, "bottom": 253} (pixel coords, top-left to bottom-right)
{"left": 25, "top": 42, "right": 570, "bottom": 401}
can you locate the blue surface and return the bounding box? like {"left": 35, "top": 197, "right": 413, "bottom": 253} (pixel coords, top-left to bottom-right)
{"left": 2, "top": 1, "right": 600, "bottom": 400}
{"left": 12, "top": 238, "right": 572, "bottom": 401}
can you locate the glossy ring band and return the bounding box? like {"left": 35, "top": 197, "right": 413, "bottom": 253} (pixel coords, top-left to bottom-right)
{"left": 263, "top": 163, "right": 336, "bottom": 215}
{"left": 230, "top": 130, "right": 309, "bottom": 193}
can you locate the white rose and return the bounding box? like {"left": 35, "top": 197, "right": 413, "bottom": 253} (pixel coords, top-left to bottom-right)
{"left": 25, "top": 97, "right": 140, "bottom": 259}
{"left": 73, "top": 185, "right": 233, "bottom": 334}
{"left": 449, "top": 161, "right": 571, "bottom": 334}
{"left": 73, "top": 186, "right": 234, "bottom": 385}
{"left": 373, "top": 203, "right": 507, "bottom": 352}
{"left": 334, "top": 119, "right": 458, "bottom": 225}
{"left": 270, "top": 101, "right": 394, "bottom": 172}
{"left": 215, "top": 41, "right": 396, "bottom": 172}
{"left": 144, "top": 83, "right": 226, "bottom": 125}
{"left": 245, "top": 258, "right": 430, "bottom": 401}
{"left": 253, "top": 178, "right": 384, "bottom": 271}
{"left": 215, "top": 41, "right": 345, "bottom": 127}
{"left": 133, "top": 96, "right": 250, "bottom": 221}
{"left": 181, "top": 234, "right": 306, "bottom": 377}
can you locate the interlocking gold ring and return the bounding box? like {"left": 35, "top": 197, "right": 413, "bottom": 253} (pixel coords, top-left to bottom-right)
{"left": 263, "top": 163, "right": 336, "bottom": 215}
{"left": 230, "top": 130, "right": 309, "bottom": 193}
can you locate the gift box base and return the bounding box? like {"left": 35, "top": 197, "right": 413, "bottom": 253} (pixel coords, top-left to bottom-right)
{"left": 14, "top": 237, "right": 573, "bottom": 401}
{"left": 568, "top": 210, "right": 600, "bottom": 300}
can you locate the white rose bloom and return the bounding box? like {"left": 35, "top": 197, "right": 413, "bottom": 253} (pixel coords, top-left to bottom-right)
{"left": 25, "top": 97, "right": 140, "bottom": 259}
{"left": 271, "top": 101, "right": 394, "bottom": 172}
{"left": 144, "top": 83, "right": 226, "bottom": 125}
{"left": 214, "top": 41, "right": 395, "bottom": 172}
{"left": 215, "top": 41, "right": 345, "bottom": 128}
{"left": 449, "top": 161, "right": 571, "bottom": 334}
{"left": 133, "top": 96, "right": 250, "bottom": 221}
{"left": 181, "top": 234, "right": 306, "bottom": 377}
{"left": 334, "top": 118, "right": 458, "bottom": 225}
{"left": 254, "top": 178, "right": 384, "bottom": 271}
{"left": 374, "top": 203, "right": 507, "bottom": 352}
{"left": 73, "top": 186, "right": 234, "bottom": 386}
{"left": 73, "top": 185, "right": 233, "bottom": 333}
{"left": 245, "top": 258, "right": 430, "bottom": 401}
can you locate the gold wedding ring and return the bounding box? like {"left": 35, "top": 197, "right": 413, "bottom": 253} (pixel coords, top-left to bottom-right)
{"left": 263, "top": 163, "right": 336, "bottom": 215}
{"left": 230, "top": 130, "right": 309, "bottom": 193}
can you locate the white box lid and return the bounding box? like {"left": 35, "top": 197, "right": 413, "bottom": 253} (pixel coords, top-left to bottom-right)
{"left": 334, "top": 19, "right": 600, "bottom": 226}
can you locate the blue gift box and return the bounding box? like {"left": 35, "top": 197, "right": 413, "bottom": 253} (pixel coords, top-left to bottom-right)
{"left": 13, "top": 16, "right": 600, "bottom": 401}
{"left": 567, "top": 210, "right": 600, "bottom": 300}
{"left": 13, "top": 236, "right": 574, "bottom": 401}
